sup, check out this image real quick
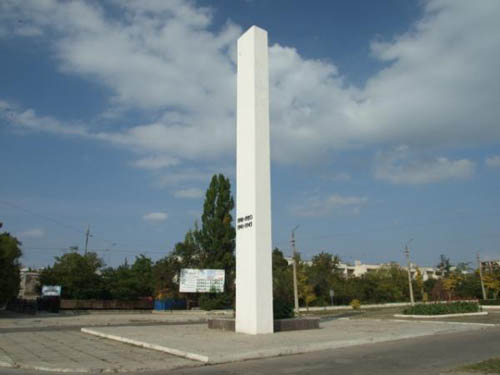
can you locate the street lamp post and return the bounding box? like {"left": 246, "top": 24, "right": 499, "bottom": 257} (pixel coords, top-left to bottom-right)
{"left": 477, "top": 252, "right": 487, "bottom": 300}
{"left": 291, "top": 225, "right": 300, "bottom": 316}
{"left": 404, "top": 239, "right": 415, "bottom": 306}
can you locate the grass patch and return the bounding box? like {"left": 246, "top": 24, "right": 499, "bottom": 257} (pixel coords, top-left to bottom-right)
{"left": 458, "top": 357, "right": 500, "bottom": 373}
{"left": 480, "top": 299, "right": 500, "bottom": 306}
{"left": 403, "top": 302, "right": 480, "bottom": 315}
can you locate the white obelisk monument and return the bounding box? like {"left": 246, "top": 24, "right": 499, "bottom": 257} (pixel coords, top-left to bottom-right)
{"left": 235, "top": 26, "right": 274, "bottom": 335}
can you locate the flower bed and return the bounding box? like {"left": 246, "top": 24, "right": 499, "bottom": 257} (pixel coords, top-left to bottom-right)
{"left": 402, "top": 302, "right": 480, "bottom": 315}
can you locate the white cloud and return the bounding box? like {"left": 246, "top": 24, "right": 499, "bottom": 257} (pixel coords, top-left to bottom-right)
{"left": 131, "top": 155, "right": 179, "bottom": 170}
{"left": 1, "top": 0, "right": 500, "bottom": 167}
{"left": 292, "top": 194, "right": 367, "bottom": 217}
{"left": 268, "top": 0, "right": 500, "bottom": 162}
{"left": 485, "top": 155, "right": 500, "bottom": 168}
{"left": 19, "top": 228, "right": 44, "bottom": 238}
{"left": 187, "top": 210, "right": 201, "bottom": 219}
{"left": 174, "top": 188, "right": 204, "bottom": 199}
{"left": 142, "top": 212, "right": 168, "bottom": 222}
{"left": 330, "top": 173, "right": 351, "bottom": 182}
{"left": 156, "top": 169, "right": 211, "bottom": 187}
{"left": 374, "top": 145, "right": 475, "bottom": 184}
{"left": 1, "top": 103, "right": 88, "bottom": 137}
{"left": 0, "top": 0, "right": 239, "bottom": 161}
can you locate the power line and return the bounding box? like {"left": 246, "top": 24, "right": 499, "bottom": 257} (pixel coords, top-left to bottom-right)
{"left": 19, "top": 246, "right": 169, "bottom": 255}
{"left": 0, "top": 200, "right": 85, "bottom": 235}
{"left": 5, "top": 199, "right": 499, "bottom": 265}
{"left": 272, "top": 208, "right": 500, "bottom": 248}
{"left": 0, "top": 199, "right": 144, "bottom": 249}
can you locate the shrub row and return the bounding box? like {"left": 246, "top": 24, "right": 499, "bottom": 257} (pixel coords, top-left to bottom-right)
{"left": 403, "top": 302, "right": 480, "bottom": 315}
{"left": 479, "top": 299, "right": 500, "bottom": 306}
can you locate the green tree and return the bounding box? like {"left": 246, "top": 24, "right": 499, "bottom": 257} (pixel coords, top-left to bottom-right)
{"left": 272, "top": 248, "right": 293, "bottom": 318}
{"left": 153, "top": 254, "right": 181, "bottom": 299}
{"left": 0, "top": 223, "right": 23, "bottom": 305}
{"left": 172, "top": 228, "right": 201, "bottom": 269}
{"left": 307, "top": 251, "right": 339, "bottom": 305}
{"left": 360, "top": 265, "right": 408, "bottom": 303}
{"left": 131, "top": 255, "right": 154, "bottom": 297}
{"left": 436, "top": 254, "right": 452, "bottom": 277}
{"left": 104, "top": 255, "right": 154, "bottom": 300}
{"left": 455, "top": 272, "right": 482, "bottom": 299}
{"left": 483, "top": 271, "right": 500, "bottom": 299}
{"left": 415, "top": 267, "right": 425, "bottom": 301}
{"left": 151, "top": 174, "right": 235, "bottom": 309}
{"left": 196, "top": 174, "right": 236, "bottom": 306}
{"left": 442, "top": 272, "right": 462, "bottom": 300}
{"left": 39, "top": 251, "right": 105, "bottom": 299}
{"left": 293, "top": 253, "right": 316, "bottom": 309}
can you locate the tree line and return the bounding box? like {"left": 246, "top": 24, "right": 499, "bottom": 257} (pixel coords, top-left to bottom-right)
{"left": 3, "top": 174, "right": 500, "bottom": 312}
{"left": 35, "top": 245, "right": 500, "bottom": 311}
{"left": 0, "top": 222, "right": 23, "bottom": 306}
{"left": 38, "top": 174, "right": 236, "bottom": 309}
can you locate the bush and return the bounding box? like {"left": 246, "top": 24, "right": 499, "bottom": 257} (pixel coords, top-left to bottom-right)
{"left": 350, "top": 299, "right": 361, "bottom": 309}
{"left": 273, "top": 299, "right": 294, "bottom": 319}
{"left": 403, "top": 302, "right": 480, "bottom": 315}
{"left": 480, "top": 299, "right": 500, "bottom": 306}
{"left": 199, "top": 292, "right": 233, "bottom": 310}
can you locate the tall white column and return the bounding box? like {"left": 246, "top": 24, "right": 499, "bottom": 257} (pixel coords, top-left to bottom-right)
{"left": 235, "top": 26, "right": 274, "bottom": 335}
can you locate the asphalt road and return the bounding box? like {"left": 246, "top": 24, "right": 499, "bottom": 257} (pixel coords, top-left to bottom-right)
{"left": 169, "top": 327, "right": 500, "bottom": 375}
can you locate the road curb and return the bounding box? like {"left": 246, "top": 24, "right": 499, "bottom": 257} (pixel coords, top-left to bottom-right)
{"left": 81, "top": 328, "right": 210, "bottom": 363}
{"left": 0, "top": 360, "right": 14, "bottom": 369}
{"left": 0, "top": 350, "right": 15, "bottom": 368}
{"left": 389, "top": 319, "right": 496, "bottom": 327}
{"left": 16, "top": 364, "right": 92, "bottom": 373}
{"left": 0, "top": 351, "right": 93, "bottom": 373}
{"left": 394, "top": 312, "right": 488, "bottom": 319}
{"left": 481, "top": 305, "right": 500, "bottom": 310}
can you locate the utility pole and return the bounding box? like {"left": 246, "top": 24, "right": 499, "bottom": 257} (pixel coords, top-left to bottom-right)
{"left": 291, "top": 225, "right": 300, "bottom": 317}
{"left": 477, "top": 252, "right": 487, "bottom": 300}
{"left": 84, "top": 225, "right": 90, "bottom": 255}
{"left": 404, "top": 239, "right": 415, "bottom": 306}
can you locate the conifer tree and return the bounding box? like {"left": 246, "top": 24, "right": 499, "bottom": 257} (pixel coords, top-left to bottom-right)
{"left": 196, "top": 174, "right": 236, "bottom": 297}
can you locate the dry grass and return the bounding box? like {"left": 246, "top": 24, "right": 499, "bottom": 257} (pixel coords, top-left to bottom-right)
{"left": 457, "top": 358, "right": 500, "bottom": 373}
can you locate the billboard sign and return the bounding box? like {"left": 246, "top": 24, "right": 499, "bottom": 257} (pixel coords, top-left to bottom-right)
{"left": 42, "top": 285, "right": 62, "bottom": 297}
{"left": 179, "top": 269, "right": 225, "bottom": 293}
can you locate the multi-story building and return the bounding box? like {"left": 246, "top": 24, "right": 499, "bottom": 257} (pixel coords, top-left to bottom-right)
{"left": 285, "top": 257, "right": 440, "bottom": 280}
{"left": 480, "top": 260, "right": 500, "bottom": 273}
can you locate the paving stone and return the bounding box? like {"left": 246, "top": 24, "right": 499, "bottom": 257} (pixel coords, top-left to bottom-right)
{"left": 0, "top": 330, "right": 197, "bottom": 372}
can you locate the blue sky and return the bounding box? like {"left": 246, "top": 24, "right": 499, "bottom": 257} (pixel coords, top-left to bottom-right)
{"left": 1, "top": 0, "right": 499, "bottom": 269}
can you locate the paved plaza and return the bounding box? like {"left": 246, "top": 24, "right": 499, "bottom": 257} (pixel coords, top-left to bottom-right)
{"left": 0, "top": 310, "right": 212, "bottom": 332}
{"left": 0, "top": 310, "right": 496, "bottom": 373}
{"left": 82, "top": 318, "right": 490, "bottom": 365}
{"left": 0, "top": 310, "right": 216, "bottom": 373}
{"left": 0, "top": 329, "right": 196, "bottom": 373}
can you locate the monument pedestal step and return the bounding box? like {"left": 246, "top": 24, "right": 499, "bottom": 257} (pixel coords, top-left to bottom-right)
{"left": 208, "top": 317, "right": 320, "bottom": 332}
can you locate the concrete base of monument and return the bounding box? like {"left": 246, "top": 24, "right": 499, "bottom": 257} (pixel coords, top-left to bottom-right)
{"left": 81, "top": 319, "right": 489, "bottom": 365}
{"left": 208, "top": 317, "right": 320, "bottom": 332}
